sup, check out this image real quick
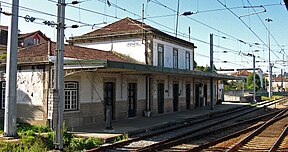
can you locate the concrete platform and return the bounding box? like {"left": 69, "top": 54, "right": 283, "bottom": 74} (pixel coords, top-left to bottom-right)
{"left": 70, "top": 103, "right": 248, "bottom": 142}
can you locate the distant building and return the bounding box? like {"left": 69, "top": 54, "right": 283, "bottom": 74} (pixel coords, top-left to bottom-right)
{"left": 18, "top": 30, "right": 50, "bottom": 48}
{"left": 0, "top": 26, "right": 49, "bottom": 54}
{"left": 272, "top": 76, "right": 288, "bottom": 92}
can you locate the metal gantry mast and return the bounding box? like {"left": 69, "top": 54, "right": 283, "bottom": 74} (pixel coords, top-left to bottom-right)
{"left": 54, "top": 0, "right": 65, "bottom": 150}
{"left": 4, "top": 0, "right": 19, "bottom": 137}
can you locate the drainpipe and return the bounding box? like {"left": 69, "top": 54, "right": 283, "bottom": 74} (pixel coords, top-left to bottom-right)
{"left": 144, "top": 35, "right": 148, "bottom": 65}
{"left": 144, "top": 76, "right": 151, "bottom": 117}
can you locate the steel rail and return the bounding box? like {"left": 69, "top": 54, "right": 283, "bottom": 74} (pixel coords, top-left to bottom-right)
{"left": 87, "top": 97, "right": 287, "bottom": 152}
{"left": 145, "top": 109, "right": 284, "bottom": 152}
{"left": 87, "top": 104, "right": 250, "bottom": 152}
{"left": 226, "top": 108, "right": 288, "bottom": 152}
{"left": 185, "top": 110, "right": 283, "bottom": 152}
{"left": 135, "top": 101, "right": 288, "bottom": 152}
{"left": 268, "top": 125, "right": 288, "bottom": 152}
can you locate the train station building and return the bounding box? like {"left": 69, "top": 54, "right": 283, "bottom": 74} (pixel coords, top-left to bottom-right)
{"left": 0, "top": 17, "right": 242, "bottom": 128}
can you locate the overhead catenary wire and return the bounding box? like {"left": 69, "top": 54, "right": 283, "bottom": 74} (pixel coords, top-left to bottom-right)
{"left": 0, "top": 1, "right": 98, "bottom": 28}
{"left": 3, "top": 0, "right": 285, "bottom": 70}
{"left": 94, "top": 0, "right": 268, "bottom": 68}
{"left": 144, "top": 0, "right": 277, "bottom": 58}
{"left": 73, "top": 0, "right": 282, "bottom": 64}
{"left": 246, "top": 0, "right": 288, "bottom": 58}
{"left": 216, "top": 0, "right": 282, "bottom": 61}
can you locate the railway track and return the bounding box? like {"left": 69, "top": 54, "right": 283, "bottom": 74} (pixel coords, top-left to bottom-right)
{"left": 187, "top": 108, "right": 288, "bottom": 152}
{"left": 159, "top": 109, "right": 284, "bottom": 152}
{"left": 87, "top": 97, "right": 288, "bottom": 152}
{"left": 227, "top": 108, "right": 288, "bottom": 152}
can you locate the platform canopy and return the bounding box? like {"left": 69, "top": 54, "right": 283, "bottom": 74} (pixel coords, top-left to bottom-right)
{"left": 62, "top": 59, "right": 244, "bottom": 80}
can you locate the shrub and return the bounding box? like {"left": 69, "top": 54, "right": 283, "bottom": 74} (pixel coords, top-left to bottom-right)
{"left": 0, "top": 142, "right": 22, "bottom": 152}
{"left": 68, "top": 138, "right": 86, "bottom": 151}
{"left": 21, "top": 130, "right": 36, "bottom": 146}
{"left": 84, "top": 137, "right": 104, "bottom": 150}
{"left": 114, "top": 134, "right": 129, "bottom": 143}
{"left": 66, "top": 137, "right": 103, "bottom": 151}
{"left": 0, "top": 136, "right": 48, "bottom": 152}
{"left": 17, "top": 123, "right": 51, "bottom": 133}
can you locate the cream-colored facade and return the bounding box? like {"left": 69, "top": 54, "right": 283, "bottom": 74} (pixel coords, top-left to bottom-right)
{"left": 0, "top": 18, "right": 239, "bottom": 128}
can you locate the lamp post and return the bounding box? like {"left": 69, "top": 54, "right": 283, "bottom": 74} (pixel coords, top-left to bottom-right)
{"left": 265, "top": 18, "right": 273, "bottom": 98}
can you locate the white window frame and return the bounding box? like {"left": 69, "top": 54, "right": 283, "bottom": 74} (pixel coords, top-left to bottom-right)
{"left": 64, "top": 81, "right": 79, "bottom": 111}
{"left": 185, "top": 52, "right": 191, "bottom": 70}
{"left": 173, "top": 48, "right": 178, "bottom": 69}
{"left": 158, "top": 44, "right": 164, "bottom": 67}
{"left": 33, "top": 38, "right": 40, "bottom": 45}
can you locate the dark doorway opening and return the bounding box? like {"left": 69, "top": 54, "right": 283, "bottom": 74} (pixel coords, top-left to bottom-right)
{"left": 195, "top": 84, "right": 200, "bottom": 108}
{"left": 157, "top": 83, "right": 164, "bottom": 114}
{"left": 186, "top": 84, "right": 191, "bottom": 109}
{"left": 104, "top": 82, "right": 115, "bottom": 121}
{"left": 204, "top": 85, "right": 208, "bottom": 106}
{"left": 173, "top": 83, "right": 179, "bottom": 112}
{"left": 128, "top": 83, "right": 137, "bottom": 118}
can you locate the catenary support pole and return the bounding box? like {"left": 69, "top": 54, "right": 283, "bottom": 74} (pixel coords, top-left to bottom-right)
{"left": 210, "top": 34, "right": 214, "bottom": 110}
{"left": 265, "top": 18, "right": 273, "bottom": 98}
{"left": 175, "top": 0, "right": 180, "bottom": 37}
{"left": 253, "top": 54, "right": 256, "bottom": 103}
{"left": 4, "top": 0, "right": 19, "bottom": 137}
{"left": 55, "top": 0, "right": 65, "bottom": 150}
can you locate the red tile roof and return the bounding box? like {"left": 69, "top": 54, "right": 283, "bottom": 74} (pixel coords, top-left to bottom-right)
{"left": 273, "top": 76, "right": 288, "bottom": 82}
{"left": 231, "top": 70, "right": 251, "bottom": 77}
{"left": 69, "top": 17, "right": 196, "bottom": 49}
{"left": 83, "top": 17, "right": 155, "bottom": 36}
{"left": 18, "top": 41, "right": 135, "bottom": 63}
{"left": 18, "top": 30, "right": 50, "bottom": 41}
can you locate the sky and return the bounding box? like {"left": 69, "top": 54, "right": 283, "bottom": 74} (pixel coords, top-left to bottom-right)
{"left": 0, "top": 0, "right": 288, "bottom": 75}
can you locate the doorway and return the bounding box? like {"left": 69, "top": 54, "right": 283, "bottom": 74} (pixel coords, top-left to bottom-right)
{"left": 128, "top": 83, "right": 137, "bottom": 118}
{"left": 204, "top": 85, "right": 208, "bottom": 106}
{"left": 186, "top": 84, "right": 191, "bottom": 109}
{"left": 173, "top": 83, "right": 179, "bottom": 112}
{"left": 157, "top": 83, "right": 164, "bottom": 114}
{"left": 104, "top": 82, "right": 115, "bottom": 121}
{"left": 195, "top": 84, "right": 200, "bottom": 108}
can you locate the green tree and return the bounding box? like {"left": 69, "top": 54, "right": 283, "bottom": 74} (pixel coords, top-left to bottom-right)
{"left": 246, "top": 73, "right": 261, "bottom": 91}
{"left": 224, "top": 80, "right": 244, "bottom": 90}
{"left": 195, "top": 64, "right": 217, "bottom": 73}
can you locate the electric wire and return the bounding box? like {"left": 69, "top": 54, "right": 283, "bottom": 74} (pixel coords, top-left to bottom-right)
{"left": 148, "top": 0, "right": 285, "bottom": 68}
{"left": 2, "top": 0, "right": 284, "bottom": 70}
{"left": 246, "top": 0, "right": 288, "bottom": 57}
{"left": 0, "top": 1, "right": 97, "bottom": 28}
{"left": 216, "top": 0, "right": 281, "bottom": 61}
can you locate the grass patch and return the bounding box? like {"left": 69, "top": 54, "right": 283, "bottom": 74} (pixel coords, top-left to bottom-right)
{"left": 0, "top": 122, "right": 104, "bottom": 151}
{"left": 114, "top": 133, "right": 129, "bottom": 143}
{"left": 261, "top": 95, "right": 284, "bottom": 101}
{"left": 66, "top": 137, "right": 104, "bottom": 152}
{"left": 17, "top": 123, "right": 51, "bottom": 133}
